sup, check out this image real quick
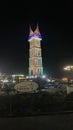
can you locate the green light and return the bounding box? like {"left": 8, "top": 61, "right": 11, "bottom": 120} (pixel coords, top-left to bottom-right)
{"left": 12, "top": 74, "right": 24, "bottom": 77}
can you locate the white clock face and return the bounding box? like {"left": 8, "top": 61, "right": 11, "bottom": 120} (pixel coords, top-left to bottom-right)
{"left": 30, "top": 39, "right": 40, "bottom": 48}
{"left": 35, "top": 40, "right": 40, "bottom": 47}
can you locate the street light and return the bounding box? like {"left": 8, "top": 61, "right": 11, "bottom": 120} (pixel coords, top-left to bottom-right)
{"left": 64, "top": 65, "right": 73, "bottom": 83}
{"left": 42, "top": 75, "right": 46, "bottom": 79}
{"left": 64, "top": 65, "right": 73, "bottom": 71}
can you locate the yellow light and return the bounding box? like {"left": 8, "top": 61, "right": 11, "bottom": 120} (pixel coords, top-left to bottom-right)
{"left": 62, "top": 77, "right": 68, "bottom": 81}
{"left": 64, "top": 65, "right": 73, "bottom": 71}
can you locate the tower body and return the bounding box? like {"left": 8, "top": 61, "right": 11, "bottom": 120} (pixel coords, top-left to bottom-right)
{"left": 28, "top": 25, "right": 43, "bottom": 76}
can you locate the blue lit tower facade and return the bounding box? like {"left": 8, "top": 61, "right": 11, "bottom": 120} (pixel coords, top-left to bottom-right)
{"left": 28, "top": 25, "right": 43, "bottom": 76}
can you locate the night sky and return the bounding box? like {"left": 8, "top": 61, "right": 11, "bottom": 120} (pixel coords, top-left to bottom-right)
{"left": 0, "top": 5, "right": 73, "bottom": 78}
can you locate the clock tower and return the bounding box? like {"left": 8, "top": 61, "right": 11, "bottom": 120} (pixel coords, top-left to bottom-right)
{"left": 28, "top": 25, "right": 43, "bottom": 76}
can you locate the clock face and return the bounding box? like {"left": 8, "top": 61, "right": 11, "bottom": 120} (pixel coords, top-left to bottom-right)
{"left": 35, "top": 40, "right": 40, "bottom": 47}
{"left": 30, "top": 39, "right": 40, "bottom": 48}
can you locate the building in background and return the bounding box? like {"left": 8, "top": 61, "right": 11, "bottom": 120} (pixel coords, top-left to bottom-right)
{"left": 28, "top": 25, "right": 43, "bottom": 76}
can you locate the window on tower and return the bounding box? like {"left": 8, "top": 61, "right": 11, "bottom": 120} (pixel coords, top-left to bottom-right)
{"left": 38, "top": 50, "right": 41, "bottom": 56}
{"left": 35, "top": 50, "right": 37, "bottom": 56}
{"left": 38, "top": 58, "right": 42, "bottom": 65}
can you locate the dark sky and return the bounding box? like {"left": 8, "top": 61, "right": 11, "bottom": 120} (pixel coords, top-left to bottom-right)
{"left": 0, "top": 5, "right": 73, "bottom": 77}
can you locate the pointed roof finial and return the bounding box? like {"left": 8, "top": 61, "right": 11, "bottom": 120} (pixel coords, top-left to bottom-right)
{"left": 34, "top": 24, "right": 40, "bottom": 34}
{"left": 29, "top": 25, "right": 33, "bottom": 35}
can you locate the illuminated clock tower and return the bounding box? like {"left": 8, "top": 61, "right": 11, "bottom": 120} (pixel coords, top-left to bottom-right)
{"left": 28, "top": 25, "right": 43, "bottom": 76}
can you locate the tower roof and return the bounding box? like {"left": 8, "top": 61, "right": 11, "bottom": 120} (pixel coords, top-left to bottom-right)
{"left": 28, "top": 24, "right": 42, "bottom": 41}
{"left": 34, "top": 24, "right": 40, "bottom": 34}
{"left": 29, "top": 25, "right": 34, "bottom": 35}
